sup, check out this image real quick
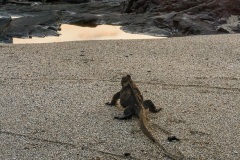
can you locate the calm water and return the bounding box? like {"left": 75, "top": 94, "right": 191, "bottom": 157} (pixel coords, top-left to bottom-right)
{"left": 13, "top": 24, "right": 164, "bottom": 44}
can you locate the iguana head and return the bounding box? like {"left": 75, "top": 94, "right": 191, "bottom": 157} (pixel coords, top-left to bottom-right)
{"left": 121, "top": 74, "right": 132, "bottom": 86}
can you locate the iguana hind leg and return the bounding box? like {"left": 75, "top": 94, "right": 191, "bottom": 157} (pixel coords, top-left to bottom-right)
{"left": 114, "top": 106, "right": 133, "bottom": 120}
{"left": 106, "top": 91, "right": 120, "bottom": 105}
{"left": 143, "top": 100, "right": 161, "bottom": 113}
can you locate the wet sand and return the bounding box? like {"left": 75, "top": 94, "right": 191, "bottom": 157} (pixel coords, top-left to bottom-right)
{"left": 0, "top": 34, "right": 240, "bottom": 159}
{"left": 13, "top": 24, "right": 164, "bottom": 44}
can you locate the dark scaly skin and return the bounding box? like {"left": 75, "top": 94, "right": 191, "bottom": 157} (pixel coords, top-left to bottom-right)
{"left": 106, "top": 75, "right": 161, "bottom": 142}
{"left": 106, "top": 75, "right": 185, "bottom": 160}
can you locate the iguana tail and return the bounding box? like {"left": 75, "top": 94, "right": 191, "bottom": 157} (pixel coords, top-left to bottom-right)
{"left": 140, "top": 107, "right": 185, "bottom": 160}
{"left": 139, "top": 108, "right": 156, "bottom": 142}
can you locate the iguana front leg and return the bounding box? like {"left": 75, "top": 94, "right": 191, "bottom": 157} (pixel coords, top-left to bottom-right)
{"left": 114, "top": 106, "right": 133, "bottom": 120}
{"left": 106, "top": 91, "right": 120, "bottom": 105}
{"left": 143, "top": 100, "right": 161, "bottom": 113}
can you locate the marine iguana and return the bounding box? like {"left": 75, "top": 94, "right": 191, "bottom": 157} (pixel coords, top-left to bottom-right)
{"left": 106, "top": 74, "right": 161, "bottom": 142}
{"left": 106, "top": 75, "right": 185, "bottom": 160}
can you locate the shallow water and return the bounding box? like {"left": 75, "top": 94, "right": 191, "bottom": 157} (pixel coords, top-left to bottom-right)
{"left": 13, "top": 24, "right": 164, "bottom": 44}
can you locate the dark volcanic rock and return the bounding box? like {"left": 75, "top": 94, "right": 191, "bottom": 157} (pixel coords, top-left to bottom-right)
{"left": 1, "top": 0, "right": 7, "bottom": 4}
{"left": 217, "top": 15, "right": 240, "bottom": 33}
{"left": 172, "top": 14, "right": 218, "bottom": 35}
{"left": 0, "top": 34, "right": 12, "bottom": 43}
{"left": 66, "top": 0, "right": 89, "bottom": 3}
{"left": 63, "top": 13, "right": 99, "bottom": 27}
{"left": 122, "top": 0, "right": 150, "bottom": 14}
{"left": 0, "top": 15, "right": 12, "bottom": 43}
{"left": 0, "top": 15, "right": 11, "bottom": 33}
{"left": 0, "top": 0, "right": 240, "bottom": 43}
{"left": 152, "top": 0, "right": 240, "bottom": 36}
{"left": 0, "top": 2, "right": 122, "bottom": 43}
{"left": 220, "top": 0, "right": 240, "bottom": 15}
{"left": 5, "top": 11, "right": 60, "bottom": 38}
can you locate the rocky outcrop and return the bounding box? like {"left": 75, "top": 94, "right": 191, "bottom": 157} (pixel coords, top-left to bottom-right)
{"left": 0, "top": 0, "right": 240, "bottom": 43}
{"left": 66, "top": 0, "right": 89, "bottom": 3}
{"left": 0, "top": 15, "right": 11, "bottom": 32}
{"left": 5, "top": 11, "right": 60, "bottom": 38}
{"left": 0, "top": 15, "right": 12, "bottom": 43}
{"left": 122, "top": 0, "right": 150, "bottom": 14}
{"left": 62, "top": 13, "right": 99, "bottom": 27}
{"left": 153, "top": 0, "right": 240, "bottom": 36}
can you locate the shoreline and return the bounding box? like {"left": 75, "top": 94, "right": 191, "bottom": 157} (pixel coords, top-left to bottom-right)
{"left": 13, "top": 24, "right": 165, "bottom": 44}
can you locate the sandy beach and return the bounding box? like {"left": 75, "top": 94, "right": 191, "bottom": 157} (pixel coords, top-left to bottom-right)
{"left": 0, "top": 34, "right": 240, "bottom": 159}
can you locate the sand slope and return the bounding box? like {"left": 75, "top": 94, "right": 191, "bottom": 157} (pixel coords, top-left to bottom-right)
{"left": 0, "top": 34, "right": 240, "bottom": 159}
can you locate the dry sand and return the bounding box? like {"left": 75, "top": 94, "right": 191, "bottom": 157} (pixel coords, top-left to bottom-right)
{"left": 0, "top": 34, "right": 240, "bottom": 159}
